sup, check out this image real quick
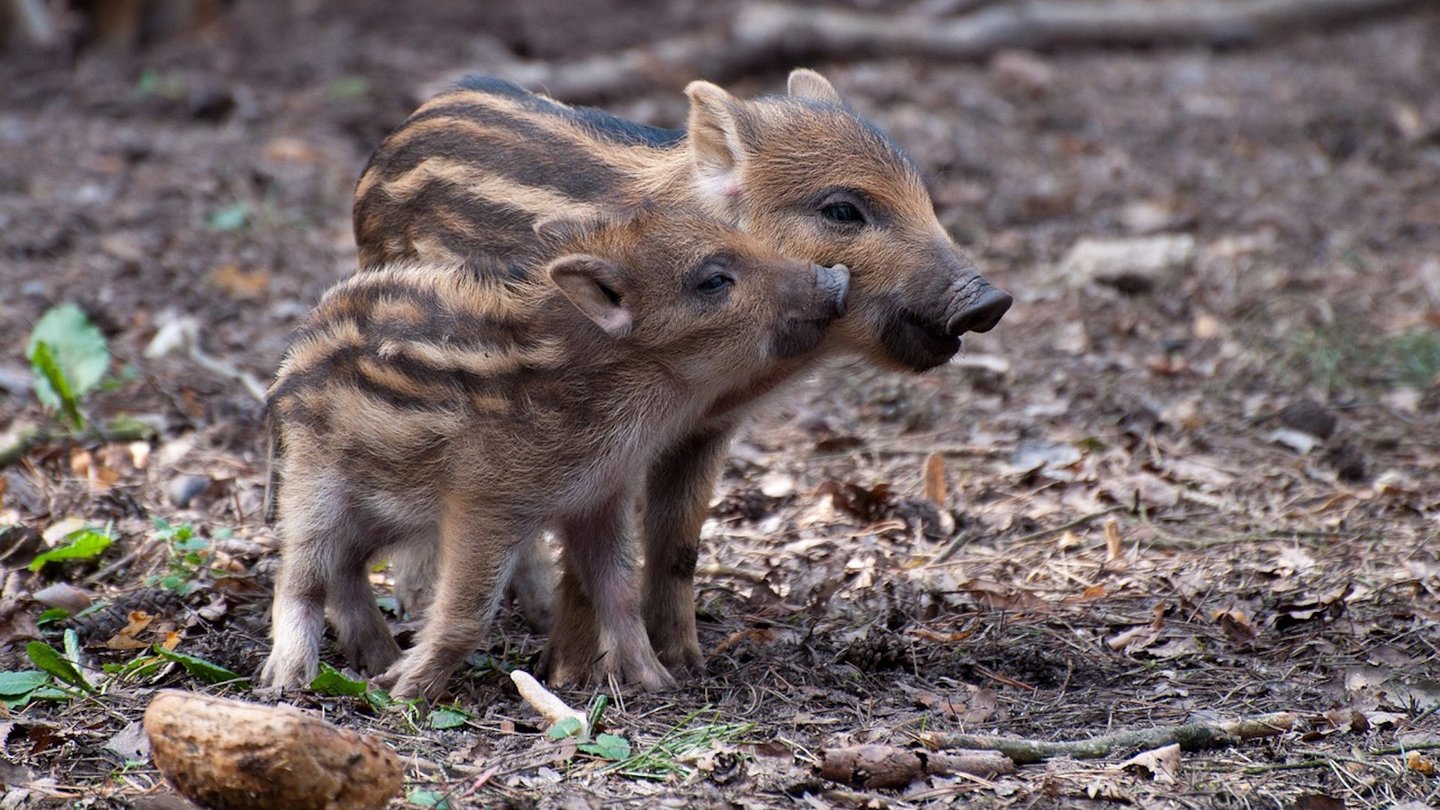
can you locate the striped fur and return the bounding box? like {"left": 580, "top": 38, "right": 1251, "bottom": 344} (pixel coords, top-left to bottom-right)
{"left": 260, "top": 209, "right": 848, "bottom": 700}
{"left": 350, "top": 69, "right": 1011, "bottom": 684}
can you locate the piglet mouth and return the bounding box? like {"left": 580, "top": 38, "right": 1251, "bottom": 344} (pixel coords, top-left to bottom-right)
{"left": 771, "top": 315, "right": 838, "bottom": 359}
{"left": 892, "top": 312, "right": 962, "bottom": 369}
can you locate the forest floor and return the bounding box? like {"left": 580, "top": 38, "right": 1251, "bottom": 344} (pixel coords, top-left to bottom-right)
{"left": 1, "top": 1, "right": 1438, "bottom": 807}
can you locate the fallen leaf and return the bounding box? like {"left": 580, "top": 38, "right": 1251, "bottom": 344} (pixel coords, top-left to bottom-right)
{"left": 1213, "top": 608, "right": 1257, "bottom": 642}
{"left": 1267, "top": 428, "right": 1319, "bottom": 454}
{"left": 103, "top": 721, "right": 151, "bottom": 761}
{"left": 1406, "top": 751, "right": 1436, "bottom": 776}
{"left": 33, "top": 583, "right": 91, "bottom": 614}
{"left": 104, "top": 611, "right": 154, "bottom": 650}
{"left": 208, "top": 264, "right": 271, "bottom": 301}
{"left": 1104, "top": 520, "right": 1124, "bottom": 561}
{"left": 1116, "top": 743, "right": 1180, "bottom": 783}
{"left": 923, "top": 453, "right": 947, "bottom": 508}
{"left": 263, "top": 136, "right": 321, "bottom": 163}
{"left": 41, "top": 517, "right": 90, "bottom": 547}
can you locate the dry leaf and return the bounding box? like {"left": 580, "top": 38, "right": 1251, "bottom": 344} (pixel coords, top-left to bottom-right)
{"left": 208, "top": 264, "right": 271, "bottom": 301}
{"left": 1116, "top": 742, "right": 1181, "bottom": 784}
{"left": 105, "top": 611, "right": 155, "bottom": 650}
{"left": 922, "top": 453, "right": 947, "bottom": 508}
{"left": 1213, "top": 608, "right": 1257, "bottom": 642}
{"left": 1104, "top": 519, "right": 1124, "bottom": 561}
{"left": 263, "top": 136, "right": 322, "bottom": 163}
{"left": 1405, "top": 751, "right": 1436, "bottom": 775}
{"left": 42, "top": 516, "right": 90, "bottom": 546}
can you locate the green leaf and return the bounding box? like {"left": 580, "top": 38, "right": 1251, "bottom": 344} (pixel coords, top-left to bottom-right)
{"left": 546, "top": 715, "right": 585, "bottom": 740}
{"left": 364, "top": 687, "right": 396, "bottom": 711}
{"left": 154, "top": 647, "right": 247, "bottom": 686}
{"left": 26, "top": 686, "right": 76, "bottom": 704}
{"left": 63, "top": 629, "right": 83, "bottom": 672}
{"left": 587, "top": 693, "right": 610, "bottom": 733}
{"left": 29, "top": 527, "right": 113, "bottom": 572}
{"left": 103, "top": 654, "right": 165, "bottom": 681}
{"left": 29, "top": 342, "right": 83, "bottom": 428}
{"left": 207, "top": 202, "right": 249, "bottom": 231}
{"left": 0, "top": 670, "right": 49, "bottom": 697}
{"left": 428, "top": 707, "right": 469, "bottom": 730}
{"left": 26, "top": 304, "right": 110, "bottom": 426}
{"left": 25, "top": 641, "right": 92, "bottom": 692}
{"left": 579, "top": 732, "right": 632, "bottom": 761}
{"left": 406, "top": 789, "right": 451, "bottom": 809}
{"left": 309, "top": 662, "right": 368, "bottom": 697}
{"left": 36, "top": 607, "right": 70, "bottom": 625}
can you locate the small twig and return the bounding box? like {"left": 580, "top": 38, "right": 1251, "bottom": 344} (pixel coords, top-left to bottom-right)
{"left": 696, "top": 563, "right": 767, "bottom": 584}
{"left": 929, "top": 505, "right": 1126, "bottom": 565}
{"left": 1240, "top": 758, "right": 1338, "bottom": 774}
{"left": 1369, "top": 740, "right": 1440, "bottom": 756}
{"left": 918, "top": 712, "right": 1296, "bottom": 764}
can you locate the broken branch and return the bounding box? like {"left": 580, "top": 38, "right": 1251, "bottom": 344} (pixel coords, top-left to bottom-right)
{"left": 919, "top": 711, "right": 1296, "bottom": 764}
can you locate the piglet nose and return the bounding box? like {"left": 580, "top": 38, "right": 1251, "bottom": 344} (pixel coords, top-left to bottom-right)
{"left": 946, "top": 285, "right": 1011, "bottom": 335}
{"left": 815, "top": 264, "right": 850, "bottom": 317}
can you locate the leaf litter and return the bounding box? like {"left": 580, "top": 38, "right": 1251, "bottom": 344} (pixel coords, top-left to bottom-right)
{"left": 1, "top": 3, "right": 1439, "bottom": 808}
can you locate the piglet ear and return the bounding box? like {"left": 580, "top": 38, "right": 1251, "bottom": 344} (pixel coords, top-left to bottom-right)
{"left": 548, "top": 255, "right": 633, "bottom": 338}
{"left": 787, "top": 68, "right": 841, "bottom": 104}
{"left": 684, "top": 80, "right": 746, "bottom": 208}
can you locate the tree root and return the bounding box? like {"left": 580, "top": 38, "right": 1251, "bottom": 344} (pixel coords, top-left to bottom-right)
{"left": 919, "top": 712, "right": 1297, "bottom": 764}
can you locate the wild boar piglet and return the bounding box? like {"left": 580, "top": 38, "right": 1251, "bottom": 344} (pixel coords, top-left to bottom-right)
{"left": 355, "top": 69, "right": 1012, "bottom": 672}
{"left": 259, "top": 207, "right": 849, "bottom": 700}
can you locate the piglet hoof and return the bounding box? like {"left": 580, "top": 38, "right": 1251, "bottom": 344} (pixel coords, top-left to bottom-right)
{"left": 342, "top": 634, "right": 402, "bottom": 679}
{"left": 378, "top": 658, "right": 451, "bottom": 703}
{"left": 632, "top": 662, "right": 677, "bottom": 693}
{"left": 608, "top": 647, "right": 677, "bottom": 693}
{"left": 657, "top": 643, "right": 705, "bottom": 678}
{"left": 257, "top": 654, "right": 316, "bottom": 691}
{"left": 533, "top": 643, "right": 558, "bottom": 683}
{"left": 370, "top": 665, "right": 400, "bottom": 694}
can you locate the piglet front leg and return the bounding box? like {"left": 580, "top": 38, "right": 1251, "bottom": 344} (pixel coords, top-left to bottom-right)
{"left": 542, "top": 494, "right": 674, "bottom": 692}
{"left": 379, "top": 501, "right": 527, "bottom": 702}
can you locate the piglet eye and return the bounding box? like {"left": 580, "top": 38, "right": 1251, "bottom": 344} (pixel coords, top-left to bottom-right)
{"left": 697, "top": 273, "right": 733, "bottom": 294}
{"left": 821, "top": 202, "right": 865, "bottom": 224}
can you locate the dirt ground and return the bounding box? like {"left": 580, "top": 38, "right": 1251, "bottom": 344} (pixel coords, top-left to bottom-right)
{"left": 2, "top": 1, "right": 1438, "bottom": 807}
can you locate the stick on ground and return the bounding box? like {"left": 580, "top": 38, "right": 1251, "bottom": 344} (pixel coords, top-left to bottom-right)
{"left": 919, "top": 712, "right": 1297, "bottom": 764}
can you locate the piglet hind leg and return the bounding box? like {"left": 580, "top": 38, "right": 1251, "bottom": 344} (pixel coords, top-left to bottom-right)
{"left": 263, "top": 472, "right": 380, "bottom": 686}
{"left": 641, "top": 426, "right": 735, "bottom": 676}
{"left": 328, "top": 524, "right": 422, "bottom": 677}
{"left": 550, "top": 495, "right": 674, "bottom": 692}
{"left": 259, "top": 543, "right": 326, "bottom": 689}
{"left": 390, "top": 528, "right": 554, "bottom": 633}
{"left": 378, "top": 501, "right": 526, "bottom": 702}
{"left": 535, "top": 561, "right": 598, "bottom": 685}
